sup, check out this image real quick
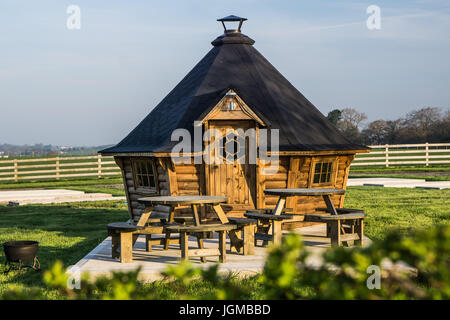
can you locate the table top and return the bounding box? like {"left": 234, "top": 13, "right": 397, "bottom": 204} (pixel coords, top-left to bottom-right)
{"left": 137, "top": 195, "right": 228, "bottom": 205}
{"left": 264, "top": 188, "right": 345, "bottom": 196}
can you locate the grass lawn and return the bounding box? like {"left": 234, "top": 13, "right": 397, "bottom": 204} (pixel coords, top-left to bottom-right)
{"left": 0, "top": 186, "right": 449, "bottom": 299}
{"left": 349, "top": 165, "right": 450, "bottom": 172}
{"left": 0, "top": 200, "right": 128, "bottom": 299}
{"left": 349, "top": 165, "right": 450, "bottom": 181}
{"left": 348, "top": 173, "right": 450, "bottom": 181}
{"left": 0, "top": 177, "right": 123, "bottom": 190}
{"left": 345, "top": 187, "right": 450, "bottom": 240}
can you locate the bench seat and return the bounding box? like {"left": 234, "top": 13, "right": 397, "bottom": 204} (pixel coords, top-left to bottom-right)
{"left": 227, "top": 218, "right": 257, "bottom": 255}
{"left": 244, "top": 212, "right": 293, "bottom": 246}
{"left": 308, "top": 213, "right": 366, "bottom": 247}
{"left": 165, "top": 224, "right": 237, "bottom": 263}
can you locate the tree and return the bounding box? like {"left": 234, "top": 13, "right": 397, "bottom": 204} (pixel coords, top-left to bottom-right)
{"left": 338, "top": 108, "right": 368, "bottom": 130}
{"left": 401, "top": 107, "right": 442, "bottom": 143}
{"left": 336, "top": 108, "right": 367, "bottom": 144}
{"left": 361, "top": 120, "right": 389, "bottom": 145}
{"left": 326, "top": 109, "right": 342, "bottom": 126}
{"left": 429, "top": 109, "right": 450, "bottom": 142}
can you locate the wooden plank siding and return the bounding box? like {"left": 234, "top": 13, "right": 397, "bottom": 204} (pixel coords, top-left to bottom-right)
{"left": 119, "top": 157, "right": 171, "bottom": 222}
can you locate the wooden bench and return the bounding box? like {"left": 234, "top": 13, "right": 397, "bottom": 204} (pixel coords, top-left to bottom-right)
{"left": 310, "top": 208, "right": 366, "bottom": 240}
{"left": 246, "top": 207, "right": 293, "bottom": 214}
{"left": 165, "top": 224, "right": 238, "bottom": 263}
{"left": 309, "top": 213, "right": 366, "bottom": 247}
{"left": 315, "top": 208, "right": 365, "bottom": 214}
{"left": 227, "top": 218, "right": 257, "bottom": 255}
{"left": 107, "top": 222, "right": 145, "bottom": 263}
{"left": 107, "top": 211, "right": 193, "bottom": 263}
{"left": 243, "top": 212, "right": 293, "bottom": 246}
{"left": 140, "top": 215, "right": 194, "bottom": 251}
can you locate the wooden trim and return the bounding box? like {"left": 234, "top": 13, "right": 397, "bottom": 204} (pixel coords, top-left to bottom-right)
{"left": 199, "top": 90, "right": 266, "bottom": 126}
{"left": 339, "top": 154, "right": 355, "bottom": 208}
{"left": 286, "top": 157, "right": 300, "bottom": 212}
{"left": 256, "top": 158, "right": 264, "bottom": 208}
{"left": 102, "top": 149, "right": 369, "bottom": 158}
{"left": 204, "top": 121, "right": 211, "bottom": 196}
{"left": 198, "top": 163, "right": 206, "bottom": 195}
{"left": 167, "top": 159, "right": 178, "bottom": 196}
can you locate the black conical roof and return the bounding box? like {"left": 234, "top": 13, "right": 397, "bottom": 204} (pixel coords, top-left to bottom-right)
{"left": 101, "top": 30, "right": 367, "bottom": 154}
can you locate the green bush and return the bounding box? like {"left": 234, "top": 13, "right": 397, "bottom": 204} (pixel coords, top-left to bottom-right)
{"left": 1, "top": 225, "right": 449, "bottom": 300}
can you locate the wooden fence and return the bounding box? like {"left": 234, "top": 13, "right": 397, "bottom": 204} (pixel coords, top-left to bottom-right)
{"left": 0, "top": 155, "right": 121, "bottom": 182}
{"left": 1, "top": 142, "right": 449, "bottom": 181}
{"left": 351, "top": 143, "right": 450, "bottom": 167}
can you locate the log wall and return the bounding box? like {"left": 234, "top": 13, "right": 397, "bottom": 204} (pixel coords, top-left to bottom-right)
{"left": 117, "top": 153, "right": 356, "bottom": 222}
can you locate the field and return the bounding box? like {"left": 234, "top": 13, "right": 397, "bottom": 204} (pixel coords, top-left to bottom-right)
{"left": 0, "top": 181, "right": 448, "bottom": 299}
{"left": 0, "top": 155, "right": 120, "bottom": 182}
{"left": 349, "top": 165, "right": 450, "bottom": 181}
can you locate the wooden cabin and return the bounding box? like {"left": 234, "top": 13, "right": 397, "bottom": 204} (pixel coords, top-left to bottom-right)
{"left": 100, "top": 16, "right": 369, "bottom": 223}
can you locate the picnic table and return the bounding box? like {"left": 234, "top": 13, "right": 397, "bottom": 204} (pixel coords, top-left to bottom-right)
{"left": 137, "top": 195, "right": 232, "bottom": 262}
{"left": 263, "top": 188, "right": 346, "bottom": 217}
{"left": 137, "top": 195, "right": 229, "bottom": 226}
{"left": 245, "top": 188, "right": 346, "bottom": 246}
{"left": 263, "top": 188, "right": 365, "bottom": 246}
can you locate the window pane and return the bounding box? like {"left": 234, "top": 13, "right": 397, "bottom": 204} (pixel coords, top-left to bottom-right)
{"left": 313, "top": 173, "right": 320, "bottom": 184}
{"left": 143, "top": 174, "right": 149, "bottom": 187}
{"left": 149, "top": 175, "right": 155, "bottom": 188}
{"left": 134, "top": 160, "right": 156, "bottom": 189}
{"left": 142, "top": 162, "right": 148, "bottom": 175}
{"left": 315, "top": 163, "right": 321, "bottom": 173}
{"left": 313, "top": 161, "right": 333, "bottom": 184}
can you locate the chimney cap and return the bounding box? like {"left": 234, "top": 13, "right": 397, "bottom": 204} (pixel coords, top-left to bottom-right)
{"left": 217, "top": 15, "right": 247, "bottom": 22}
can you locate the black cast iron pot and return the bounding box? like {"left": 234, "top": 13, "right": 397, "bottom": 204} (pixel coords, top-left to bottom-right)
{"left": 3, "top": 241, "right": 39, "bottom": 263}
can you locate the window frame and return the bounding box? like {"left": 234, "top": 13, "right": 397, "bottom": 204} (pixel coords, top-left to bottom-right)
{"left": 131, "top": 158, "right": 159, "bottom": 194}
{"left": 309, "top": 157, "right": 337, "bottom": 187}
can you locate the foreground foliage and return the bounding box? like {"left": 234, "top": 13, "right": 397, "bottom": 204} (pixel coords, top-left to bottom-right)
{"left": 2, "top": 225, "right": 449, "bottom": 300}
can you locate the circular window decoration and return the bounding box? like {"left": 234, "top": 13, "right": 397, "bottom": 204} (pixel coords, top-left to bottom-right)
{"left": 220, "top": 133, "right": 245, "bottom": 162}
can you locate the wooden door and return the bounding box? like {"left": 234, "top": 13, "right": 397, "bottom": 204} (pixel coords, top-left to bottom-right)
{"left": 207, "top": 120, "right": 257, "bottom": 213}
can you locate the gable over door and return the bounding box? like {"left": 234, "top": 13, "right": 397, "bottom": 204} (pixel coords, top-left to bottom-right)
{"left": 207, "top": 120, "right": 257, "bottom": 213}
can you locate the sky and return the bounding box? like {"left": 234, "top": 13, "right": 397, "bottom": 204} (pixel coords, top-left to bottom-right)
{"left": 1, "top": 0, "right": 449, "bottom": 146}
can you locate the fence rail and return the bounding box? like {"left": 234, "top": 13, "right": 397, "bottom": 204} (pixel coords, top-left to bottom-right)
{"left": 1, "top": 143, "right": 449, "bottom": 181}
{"left": 351, "top": 142, "right": 450, "bottom": 167}
{"left": 0, "top": 155, "right": 121, "bottom": 182}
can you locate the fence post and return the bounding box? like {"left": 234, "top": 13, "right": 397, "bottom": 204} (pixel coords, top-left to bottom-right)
{"left": 425, "top": 142, "right": 429, "bottom": 166}
{"left": 385, "top": 144, "right": 389, "bottom": 168}
{"left": 14, "top": 159, "right": 18, "bottom": 182}
{"left": 98, "top": 154, "right": 102, "bottom": 178}
{"left": 56, "top": 156, "right": 60, "bottom": 180}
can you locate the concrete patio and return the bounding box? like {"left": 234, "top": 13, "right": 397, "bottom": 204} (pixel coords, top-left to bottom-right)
{"left": 69, "top": 224, "right": 372, "bottom": 281}
{"left": 0, "top": 189, "right": 125, "bottom": 205}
